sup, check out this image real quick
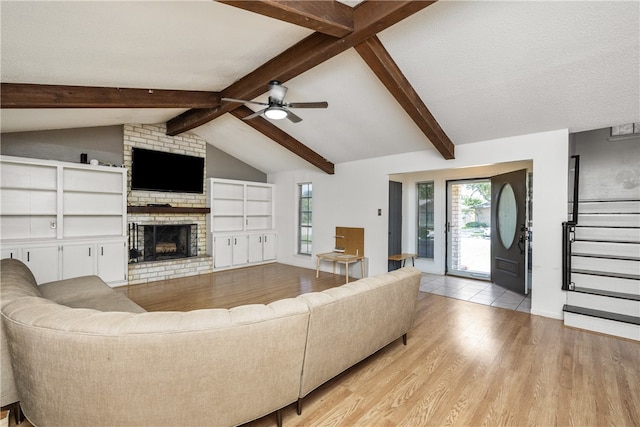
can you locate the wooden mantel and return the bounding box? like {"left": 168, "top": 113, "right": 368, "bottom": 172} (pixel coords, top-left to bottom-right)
{"left": 127, "top": 206, "right": 210, "bottom": 214}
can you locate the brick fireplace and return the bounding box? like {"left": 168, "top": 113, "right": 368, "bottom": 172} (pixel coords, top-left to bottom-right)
{"left": 124, "top": 123, "right": 213, "bottom": 284}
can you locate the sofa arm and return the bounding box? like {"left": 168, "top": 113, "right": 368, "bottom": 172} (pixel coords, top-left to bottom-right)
{"left": 297, "top": 267, "right": 421, "bottom": 400}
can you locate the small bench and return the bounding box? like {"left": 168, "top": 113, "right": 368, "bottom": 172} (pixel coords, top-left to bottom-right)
{"left": 388, "top": 253, "right": 417, "bottom": 267}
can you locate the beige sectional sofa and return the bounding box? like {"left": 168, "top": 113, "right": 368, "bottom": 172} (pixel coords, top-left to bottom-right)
{"left": 1, "top": 258, "right": 420, "bottom": 426}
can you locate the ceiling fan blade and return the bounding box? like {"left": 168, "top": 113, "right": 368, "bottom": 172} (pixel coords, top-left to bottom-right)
{"left": 285, "top": 109, "right": 303, "bottom": 123}
{"left": 286, "top": 101, "right": 328, "bottom": 109}
{"left": 222, "top": 97, "right": 268, "bottom": 106}
{"left": 242, "top": 108, "right": 268, "bottom": 120}
{"left": 269, "top": 82, "right": 287, "bottom": 103}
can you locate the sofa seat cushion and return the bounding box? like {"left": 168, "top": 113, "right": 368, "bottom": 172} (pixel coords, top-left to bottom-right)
{"left": 39, "top": 276, "right": 145, "bottom": 313}
{"left": 61, "top": 292, "right": 146, "bottom": 313}
{"left": 39, "top": 275, "right": 117, "bottom": 304}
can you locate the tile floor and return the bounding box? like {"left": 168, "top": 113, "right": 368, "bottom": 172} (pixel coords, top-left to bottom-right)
{"left": 420, "top": 273, "right": 531, "bottom": 313}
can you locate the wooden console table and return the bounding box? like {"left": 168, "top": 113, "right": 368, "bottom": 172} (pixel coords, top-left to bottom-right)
{"left": 316, "top": 252, "right": 365, "bottom": 284}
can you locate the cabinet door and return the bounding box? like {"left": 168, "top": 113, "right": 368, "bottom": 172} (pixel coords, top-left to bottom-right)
{"left": 1, "top": 247, "right": 20, "bottom": 260}
{"left": 97, "top": 241, "right": 126, "bottom": 284}
{"left": 23, "top": 244, "right": 60, "bottom": 284}
{"left": 214, "top": 236, "right": 233, "bottom": 268}
{"left": 62, "top": 243, "right": 95, "bottom": 279}
{"left": 232, "top": 235, "right": 248, "bottom": 266}
{"left": 248, "top": 234, "right": 263, "bottom": 263}
{"left": 263, "top": 233, "right": 276, "bottom": 261}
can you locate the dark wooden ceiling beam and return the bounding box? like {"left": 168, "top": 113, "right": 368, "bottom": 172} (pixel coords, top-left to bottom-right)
{"left": 217, "top": 0, "right": 354, "bottom": 37}
{"left": 166, "top": 1, "right": 436, "bottom": 136}
{"left": 230, "top": 105, "right": 334, "bottom": 174}
{"left": 354, "top": 36, "right": 454, "bottom": 159}
{"left": 1, "top": 83, "right": 221, "bottom": 109}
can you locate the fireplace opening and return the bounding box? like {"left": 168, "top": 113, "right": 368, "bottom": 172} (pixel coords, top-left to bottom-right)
{"left": 129, "top": 223, "right": 197, "bottom": 262}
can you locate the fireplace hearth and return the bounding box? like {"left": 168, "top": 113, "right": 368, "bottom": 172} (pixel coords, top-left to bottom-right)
{"left": 129, "top": 223, "right": 197, "bottom": 262}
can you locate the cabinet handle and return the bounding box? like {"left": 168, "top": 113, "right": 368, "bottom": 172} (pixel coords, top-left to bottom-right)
{"left": 234, "top": 238, "right": 237, "bottom": 245}
{"left": 227, "top": 238, "right": 231, "bottom": 246}
{"left": 89, "top": 247, "right": 91, "bottom": 257}
{"left": 101, "top": 247, "right": 104, "bottom": 256}
{"left": 264, "top": 236, "right": 267, "bottom": 243}
{"left": 27, "top": 251, "right": 30, "bottom": 262}
{"left": 259, "top": 236, "right": 262, "bottom": 243}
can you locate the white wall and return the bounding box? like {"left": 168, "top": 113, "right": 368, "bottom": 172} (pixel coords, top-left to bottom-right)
{"left": 270, "top": 129, "right": 569, "bottom": 319}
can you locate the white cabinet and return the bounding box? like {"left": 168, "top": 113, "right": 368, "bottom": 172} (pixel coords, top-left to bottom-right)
{"left": 232, "top": 235, "right": 248, "bottom": 266}
{"left": 22, "top": 244, "right": 60, "bottom": 284}
{"left": 213, "top": 236, "right": 233, "bottom": 268}
{"left": 263, "top": 232, "right": 276, "bottom": 261}
{"left": 62, "top": 242, "right": 94, "bottom": 279}
{"left": 97, "top": 241, "right": 127, "bottom": 284}
{"left": 0, "top": 156, "right": 127, "bottom": 285}
{"left": 1, "top": 247, "right": 19, "bottom": 260}
{"left": 213, "top": 235, "right": 250, "bottom": 268}
{"left": 248, "top": 233, "right": 276, "bottom": 263}
{"left": 207, "top": 178, "right": 276, "bottom": 270}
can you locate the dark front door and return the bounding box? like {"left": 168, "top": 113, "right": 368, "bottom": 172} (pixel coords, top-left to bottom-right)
{"left": 388, "top": 181, "right": 402, "bottom": 271}
{"left": 491, "top": 169, "right": 528, "bottom": 294}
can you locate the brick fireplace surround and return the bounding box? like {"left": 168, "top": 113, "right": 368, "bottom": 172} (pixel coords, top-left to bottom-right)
{"left": 124, "top": 123, "right": 213, "bottom": 284}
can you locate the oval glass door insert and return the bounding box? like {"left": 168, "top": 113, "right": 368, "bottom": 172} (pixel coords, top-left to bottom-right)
{"left": 497, "top": 183, "right": 517, "bottom": 249}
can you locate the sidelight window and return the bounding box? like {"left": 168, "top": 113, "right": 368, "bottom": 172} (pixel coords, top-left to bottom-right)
{"left": 417, "top": 182, "right": 434, "bottom": 259}
{"left": 298, "top": 183, "right": 312, "bottom": 255}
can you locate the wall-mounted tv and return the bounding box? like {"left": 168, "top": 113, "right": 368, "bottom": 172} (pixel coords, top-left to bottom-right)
{"left": 131, "top": 148, "right": 204, "bottom": 193}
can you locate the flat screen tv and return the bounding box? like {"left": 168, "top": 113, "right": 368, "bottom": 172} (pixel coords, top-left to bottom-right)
{"left": 131, "top": 148, "right": 204, "bottom": 193}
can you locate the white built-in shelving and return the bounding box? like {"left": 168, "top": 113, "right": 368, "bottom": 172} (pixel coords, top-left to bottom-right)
{"left": 0, "top": 155, "right": 128, "bottom": 285}
{"left": 206, "top": 178, "right": 276, "bottom": 270}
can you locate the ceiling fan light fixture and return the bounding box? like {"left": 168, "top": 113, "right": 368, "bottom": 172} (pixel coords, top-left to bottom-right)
{"left": 264, "top": 106, "right": 287, "bottom": 120}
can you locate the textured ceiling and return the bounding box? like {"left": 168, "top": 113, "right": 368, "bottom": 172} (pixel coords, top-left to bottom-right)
{"left": 1, "top": 1, "right": 638, "bottom": 174}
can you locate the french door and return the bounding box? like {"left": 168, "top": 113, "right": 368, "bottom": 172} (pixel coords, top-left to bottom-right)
{"left": 446, "top": 179, "right": 492, "bottom": 280}
{"left": 446, "top": 170, "right": 530, "bottom": 294}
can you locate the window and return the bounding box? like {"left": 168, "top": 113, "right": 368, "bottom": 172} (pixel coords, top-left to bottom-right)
{"left": 298, "top": 183, "right": 313, "bottom": 255}
{"left": 417, "top": 182, "right": 434, "bottom": 259}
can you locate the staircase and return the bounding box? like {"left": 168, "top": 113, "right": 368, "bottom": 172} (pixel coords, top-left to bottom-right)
{"left": 563, "top": 199, "right": 640, "bottom": 341}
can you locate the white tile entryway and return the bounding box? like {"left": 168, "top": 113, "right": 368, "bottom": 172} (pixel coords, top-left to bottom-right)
{"left": 420, "top": 274, "right": 531, "bottom": 313}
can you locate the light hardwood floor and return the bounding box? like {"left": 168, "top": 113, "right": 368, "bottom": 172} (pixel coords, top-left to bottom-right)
{"left": 11, "top": 263, "right": 640, "bottom": 426}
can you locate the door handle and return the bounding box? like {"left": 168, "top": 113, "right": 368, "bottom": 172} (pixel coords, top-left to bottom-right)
{"left": 518, "top": 234, "right": 525, "bottom": 254}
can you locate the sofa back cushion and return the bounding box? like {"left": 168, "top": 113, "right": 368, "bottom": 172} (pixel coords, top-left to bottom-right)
{"left": 0, "top": 258, "right": 41, "bottom": 407}
{"left": 297, "top": 267, "right": 421, "bottom": 398}
{"left": 0, "top": 258, "right": 42, "bottom": 303}
{"left": 1, "top": 296, "right": 310, "bottom": 427}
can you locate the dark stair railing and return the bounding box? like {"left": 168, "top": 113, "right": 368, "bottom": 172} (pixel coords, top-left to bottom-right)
{"left": 562, "top": 155, "right": 580, "bottom": 291}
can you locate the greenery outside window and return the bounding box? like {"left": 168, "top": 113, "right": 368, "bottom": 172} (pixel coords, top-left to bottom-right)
{"left": 299, "top": 183, "right": 312, "bottom": 255}
{"left": 417, "top": 182, "right": 434, "bottom": 259}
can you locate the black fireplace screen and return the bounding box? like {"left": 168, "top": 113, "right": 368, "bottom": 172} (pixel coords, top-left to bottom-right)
{"left": 129, "top": 223, "right": 197, "bottom": 262}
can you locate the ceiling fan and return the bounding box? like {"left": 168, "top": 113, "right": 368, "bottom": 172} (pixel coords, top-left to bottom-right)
{"left": 222, "top": 80, "right": 328, "bottom": 123}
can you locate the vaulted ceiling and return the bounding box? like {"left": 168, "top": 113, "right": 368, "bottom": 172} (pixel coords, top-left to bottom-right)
{"left": 2, "top": 1, "right": 639, "bottom": 174}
